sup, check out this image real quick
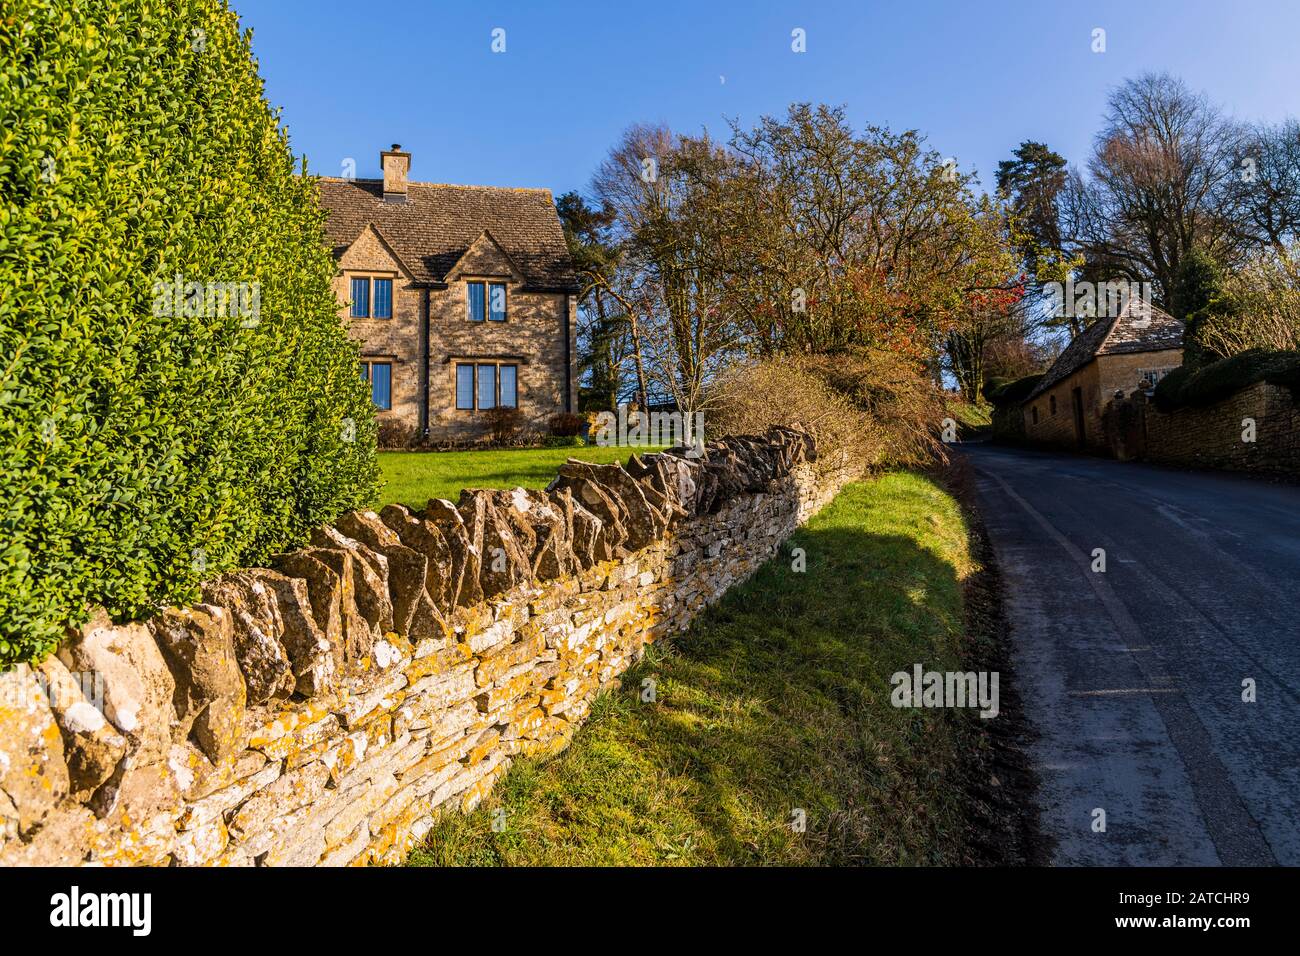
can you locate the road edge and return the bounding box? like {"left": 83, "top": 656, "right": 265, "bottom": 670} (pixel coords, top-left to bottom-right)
{"left": 940, "top": 455, "right": 1051, "bottom": 866}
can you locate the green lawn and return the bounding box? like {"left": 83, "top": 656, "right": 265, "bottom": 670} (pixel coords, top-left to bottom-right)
{"left": 377, "top": 445, "right": 667, "bottom": 509}
{"left": 406, "top": 472, "right": 985, "bottom": 866}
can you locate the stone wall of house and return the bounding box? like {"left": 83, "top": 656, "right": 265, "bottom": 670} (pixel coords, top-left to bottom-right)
{"left": 334, "top": 227, "right": 577, "bottom": 445}
{"left": 1118, "top": 381, "right": 1300, "bottom": 475}
{"left": 1096, "top": 350, "right": 1182, "bottom": 403}
{"left": 1022, "top": 362, "right": 1101, "bottom": 449}
{"left": 336, "top": 226, "right": 424, "bottom": 433}
{"left": 428, "top": 282, "right": 574, "bottom": 441}
{"left": 0, "top": 429, "right": 855, "bottom": 866}
{"left": 1021, "top": 350, "right": 1184, "bottom": 453}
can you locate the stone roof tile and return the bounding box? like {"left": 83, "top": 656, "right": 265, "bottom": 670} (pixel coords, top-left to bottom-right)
{"left": 1027, "top": 298, "right": 1184, "bottom": 401}
{"left": 316, "top": 177, "right": 579, "bottom": 292}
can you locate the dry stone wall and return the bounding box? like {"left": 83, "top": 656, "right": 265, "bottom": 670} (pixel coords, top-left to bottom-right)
{"left": 1104, "top": 381, "right": 1300, "bottom": 476}
{"left": 1140, "top": 382, "right": 1300, "bottom": 475}
{"left": 0, "top": 428, "right": 855, "bottom": 866}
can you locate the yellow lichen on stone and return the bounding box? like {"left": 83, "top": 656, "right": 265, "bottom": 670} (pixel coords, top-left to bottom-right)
{"left": 404, "top": 642, "right": 472, "bottom": 682}
{"left": 247, "top": 702, "right": 332, "bottom": 750}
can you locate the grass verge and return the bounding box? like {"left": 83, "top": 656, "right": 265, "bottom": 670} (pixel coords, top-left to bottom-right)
{"left": 378, "top": 445, "right": 667, "bottom": 508}
{"left": 949, "top": 400, "right": 992, "bottom": 440}
{"left": 407, "top": 471, "right": 993, "bottom": 866}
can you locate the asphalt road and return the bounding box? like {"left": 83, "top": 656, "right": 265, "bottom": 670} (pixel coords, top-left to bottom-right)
{"left": 960, "top": 442, "right": 1300, "bottom": 866}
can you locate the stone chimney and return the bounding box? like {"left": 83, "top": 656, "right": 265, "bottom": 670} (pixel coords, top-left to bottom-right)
{"left": 381, "top": 144, "right": 411, "bottom": 203}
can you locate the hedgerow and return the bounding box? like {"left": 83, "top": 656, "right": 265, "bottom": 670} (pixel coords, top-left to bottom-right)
{"left": 1153, "top": 349, "right": 1300, "bottom": 412}
{"left": 709, "top": 350, "right": 949, "bottom": 471}
{"left": 0, "top": 0, "right": 379, "bottom": 666}
{"left": 985, "top": 373, "right": 1044, "bottom": 407}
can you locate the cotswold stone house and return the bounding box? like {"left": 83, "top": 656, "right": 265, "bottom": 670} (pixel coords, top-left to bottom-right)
{"left": 317, "top": 146, "right": 578, "bottom": 442}
{"left": 1023, "top": 298, "right": 1184, "bottom": 451}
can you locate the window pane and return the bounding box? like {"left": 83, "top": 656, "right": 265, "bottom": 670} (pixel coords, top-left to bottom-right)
{"left": 467, "top": 282, "right": 486, "bottom": 322}
{"left": 373, "top": 278, "right": 392, "bottom": 318}
{"left": 488, "top": 282, "right": 506, "bottom": 321}
{"left": 456, "top": 364, "right": 474, "bottom": 409}
{"left": 499, "top": 365, "right": 517, "bottom": 407}
{"left": 360, "top": 361, "right": 370, "bottom": 382}
{"left": 371, "top": 363, "right": 391, "bottom": 410}
{"left": 477, "top": 364, "right": 496, "bottom": 410}
{"left": 350, "top": 277, "right": 369, "bottom": 318}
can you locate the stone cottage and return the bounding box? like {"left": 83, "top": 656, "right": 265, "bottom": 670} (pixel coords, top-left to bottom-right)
{"left": 1023, "top": 298, "right": 1184, "bottom": 451}
{"left": 316, "top": 146, "right": 579, "bottom": 443}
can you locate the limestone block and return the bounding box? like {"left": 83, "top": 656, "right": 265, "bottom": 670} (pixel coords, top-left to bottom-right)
{"left": 200, "top": 572, "right": 295, "bottom": 705}
{"left": 35, "top": 655, "right": 127, "bottom": 803}
{"left": 149, "top": 604, "right": 246, "bottom": 762}
{"left": 0, "top": 665, "right": 69, "bottom": 837}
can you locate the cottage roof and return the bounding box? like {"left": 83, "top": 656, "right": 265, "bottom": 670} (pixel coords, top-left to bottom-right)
{"left": 316, "top": 177, "right": 580, "bottom": 292}
{"left": 1027, "top": 297, "right": 1184, "bottom": 401}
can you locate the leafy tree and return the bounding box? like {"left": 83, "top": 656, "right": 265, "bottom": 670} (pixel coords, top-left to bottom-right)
{"left": 996, "top": 140, "right": 1084, "bottom": 337}
{"left": 1170, "top": 247, "right": 1248, "bottom": 366}
{"left": 1172, "top": 248, "right": 1239, "bottom": 367}
{"left": 556, "top": 192, "right": 631, "bottom": 410}
{"left": 1170, "top": 247, "right": 1226, "bottom": 321}
{"left": 588, "top": 105, "right": 1024, "bottom": 406}
{"left": 944, "top": 276, "right": 1028, "bottom": 401}
{"left": 720, "top": 105, "right": 1020, "bottom": 367}
{"left": 996, "top": 141, "right": 1069, "bottom": 277}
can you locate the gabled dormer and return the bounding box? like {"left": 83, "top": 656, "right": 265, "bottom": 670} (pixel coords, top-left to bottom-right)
{"left": 444, "top": 230, "right": 525, "bottom": 323}
{"left": 338, "top": 223, "right": 413, "bottom": 320}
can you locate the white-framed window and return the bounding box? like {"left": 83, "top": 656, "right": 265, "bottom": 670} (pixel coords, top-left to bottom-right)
{"left": 1137, "top": 367, "right": 1176, "bottom": 389}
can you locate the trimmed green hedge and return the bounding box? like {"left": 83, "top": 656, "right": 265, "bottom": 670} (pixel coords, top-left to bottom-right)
{"left": 985, "top": 373, "right": 1044, "bottom": 407}
{"left": 0, "top": 0, "right": 379, "bottom": 666}
{"left": 1153, "top": 350, "right": 1300, "bottom": 412}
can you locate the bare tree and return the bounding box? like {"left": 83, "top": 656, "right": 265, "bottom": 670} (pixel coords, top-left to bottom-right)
{"left": 591, "top": 125, "right": 680, "bottom": 408}
{"left": 1225, "top": 119, "right": 1300, "bottom": 255}
{"left": 1062, "top": 73, "right": 1247, "bottom": 305}
{"left": 592, "top": 125, "right": 745, "bottom": 412}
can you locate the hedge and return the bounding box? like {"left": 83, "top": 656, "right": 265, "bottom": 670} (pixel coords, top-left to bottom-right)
{"left": 0, "top": 0, "right": 379, "bottom": 667}
{"left": 985, "top": 373, "right": 1045, "bottom": 407}
{"left": 1153, "top": 350, "right": 1300, "bottom": 412}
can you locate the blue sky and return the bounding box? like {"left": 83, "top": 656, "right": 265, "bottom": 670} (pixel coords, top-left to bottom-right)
{"left": 237, "top": 0, "right": 1300, "bottom": 197}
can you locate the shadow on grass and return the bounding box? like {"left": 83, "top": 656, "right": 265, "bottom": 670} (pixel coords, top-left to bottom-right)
{"left": 408, "top": 474, "right": 982, "bottom": 866}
